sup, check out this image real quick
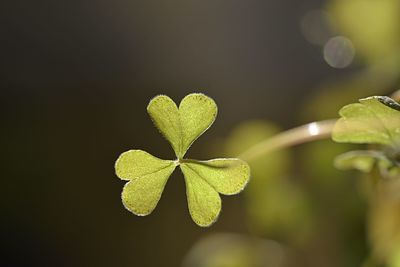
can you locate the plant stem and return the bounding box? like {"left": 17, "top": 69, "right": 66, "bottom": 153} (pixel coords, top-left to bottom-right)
{"left": 238, "top": 119, "right": 337, "bottom": 162}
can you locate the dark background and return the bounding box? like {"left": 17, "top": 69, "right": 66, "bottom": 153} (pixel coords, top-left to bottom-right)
{"left": 1, "top": 0, "right": 379, "bottom": 266}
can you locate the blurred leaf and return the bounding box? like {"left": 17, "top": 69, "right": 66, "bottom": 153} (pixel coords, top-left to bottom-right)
{"left": 225, "top": 121, "right": 313, "bottom": 242}
{"left": 182, "top": 233, "right": 285, "bottom": 267}
{"left": 334, "top": 150, "right": 384, "bottom": 173}
{"left": 390, "top": 251, "right": 400, "bottom": 267}
{"left": 300, "top": 139, "right": 369, "bottom": 267}
{"left": 147, "top": 93, "right": 217, "bottom": 158}
{"left": 334, "top": 150, "right": 400, "bottom": 179}
{"left": 369, "top": 179, "right": 400, "bottom": 267}
{"left": 377, "top": 159, "right": 400, "bottom": 180}
{"left": 327, "top": 0, "right": 400, "bottom": 63}
{"left": 333, "top": 96, "right": 400, "bottom": 146}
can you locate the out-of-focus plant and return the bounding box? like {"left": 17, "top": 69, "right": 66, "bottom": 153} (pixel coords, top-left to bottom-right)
{"left": 327, "top": 0, "right": 400, "bottom": 64}
{"left": 182, "top": 233, "right": 286, "bottom": 267}
{"left": 369, "top": 179, "right": 400, "bottom": 267}
{"left": 225, "top": 121, "right": 313, "bottom": 244}
{"left": 333, "top": 96, "right": 400, "bottom": 179}
{"left": 332, "top": 95, "right": 400, "bottom": 267}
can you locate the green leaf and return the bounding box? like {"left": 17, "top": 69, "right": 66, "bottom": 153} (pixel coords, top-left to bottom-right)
{"left": 121, "top": 165, "right": 176, "bottom": 216}
{"left": 115, "top": 93, "right": 250, "bottom": 226}
{"left": 115, "top": 150, "right": 174, "bottom": 181}
{"left": 180, "top": 159, "right": 250, "bottom": 195}
{"left": 115, "top": 150, "right": 176, "bottom": 215}
{"left": 332, "top": 96, "right": 400, "bottom": 146}
{"left": 334, "top": 150, "right": 384, "bottom": 173}
{"left": 146, "top": 96, "right": 182, "bottom": 157}
{"left": 377, "top": 158, "right": 400, "bottom": 179}
{"left": 179, "top": 159, "right": 250, "bottom": 226}
{"left": 147, "top": 93, "right": 217, "bottom": 158}
{"left": 178, "top": 94, "right": 218, "bottom": 157}
{"left": 180, "top": 163, "right": 222, "bottom": 227}
{"left": 334, "top": 150, "right": 400, "bottom": 178}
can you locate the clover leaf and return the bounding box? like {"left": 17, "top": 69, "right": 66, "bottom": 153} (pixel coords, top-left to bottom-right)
{"left": 332, "top": 96, "right": 400, "bottom": 178}
{"left": 115, "top": 93, "right": 250, "bottom": 227}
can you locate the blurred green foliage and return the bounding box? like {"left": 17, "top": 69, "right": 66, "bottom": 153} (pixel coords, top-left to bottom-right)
{"left": 182, "top": 234, "right": 285, "bottom": 267}
{"left": 368, "top": 179, "right": 400, "bottom": 267}
{"left": 330, "top": 95, "right": 400, "bottom": 267}
{"left": 225, "top": 121, "right": 313, "bottom": 244}
{"left": 327, "top": 0, "right": 400, "bottom": 64}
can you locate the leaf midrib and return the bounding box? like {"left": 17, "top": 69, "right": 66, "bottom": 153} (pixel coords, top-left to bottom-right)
{"left": 134, "top": 162, "right": 175, "bottom": 180}
{"left": 181, "top": 163, "right": 218, "bottom": 192}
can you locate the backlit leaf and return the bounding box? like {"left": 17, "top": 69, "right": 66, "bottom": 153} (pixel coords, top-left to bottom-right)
{"left": 180, "top": 163, "right": 221, "bottom": 227}
{"left": 178, "top": 94, "right": 218, "bottom": 158}
{"left": 116, "top": 93, "right": 249, "bottom": 227}
{"left": 333, "top": 96, "right": 400, "bottom": 146}
{"left": 180, "top": 159, "right": 250, "bottom": 195}
{"left": 115, "top": 150, "right": 174, "bottom": 181}
{"left": 121, "top": 163, "right": 176, "bottom": 216}
{"left": 147, "top": 95, "right": 182, "bottom": 157}
{"left": 115, "top": 150, "right": 176, "bottom": 215}
{"left": 147, "top": 93, "right": 217, "bottom": 158}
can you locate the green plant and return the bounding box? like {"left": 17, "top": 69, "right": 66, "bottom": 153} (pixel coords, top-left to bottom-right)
{"left": 236, "top": 94, "right": 400, "bottom": 267}
{"left": 332, "top": 96, "right": 400, "bottom": 179}
{"left": 115, "top": 92, "right": 400, "bottom": 266}
{"left": 332, "top": 96, "right": 400, "bottom": 267}
{"left": 115, "top": 93, "right": 250, "bottom": 227}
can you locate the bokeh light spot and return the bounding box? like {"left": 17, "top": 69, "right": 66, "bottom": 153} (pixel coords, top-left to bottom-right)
{"left": 323, "top": 36, "right": 355, "bottom": 68}
{"left": 300, "top": 9, "right": 334, "bottom": 45}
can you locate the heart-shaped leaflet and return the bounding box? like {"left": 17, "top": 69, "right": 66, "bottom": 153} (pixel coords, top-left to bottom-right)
{"left": 147, "top": 93, "right": 217, "bottom": 158}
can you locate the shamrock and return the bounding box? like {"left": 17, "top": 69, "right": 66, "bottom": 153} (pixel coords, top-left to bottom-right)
{"left": 332, "top": 96, "right": 400, "bottom": 178}
{"left": 115, "top": 93, "right": 250, "bottom": 226}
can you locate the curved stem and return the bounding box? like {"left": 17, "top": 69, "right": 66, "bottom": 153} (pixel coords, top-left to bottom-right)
{"left": 238, "top": 91, "right": 398, "bottom": 162}
{"left": 238, "top": 119, "right": 337, "bottom": 162}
